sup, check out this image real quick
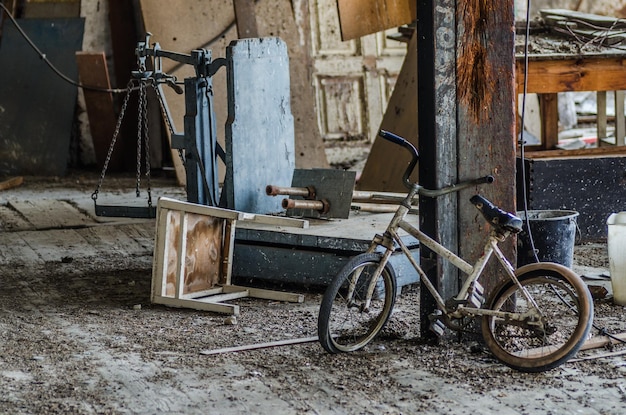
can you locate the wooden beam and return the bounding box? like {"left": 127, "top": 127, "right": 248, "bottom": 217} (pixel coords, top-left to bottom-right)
{"left": 0, "top": 176, "right": 23, "bottom": 191}
{"left": 516, "top": 57, "right": 626, "bottom": 94}
{"left": 417, "top": 0, "right": 458, "bottom": 340}
{"left": 539, "top": 93, "right": 559, "bottom": 150}
{"left": 232, "top": 0, "right": 258, "bottom": 38}
{"left": 457, "top": 0, "right": 516, "bottom": 314}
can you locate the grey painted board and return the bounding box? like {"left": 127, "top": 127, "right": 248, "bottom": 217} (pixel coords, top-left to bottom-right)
{"left": 0, "top": 18, "right": 85, "bottom": 176}
{"left": 232, "top": 243, "right": 419, "bottom": 289}
{"left": 233, "top": 211, "right": 420, "bottom": 288}
{"left": 287, "top": 169, "right": 356, "bottom": 219}
{"left": 224, "top": 37, "right": 295, "bottom": 214}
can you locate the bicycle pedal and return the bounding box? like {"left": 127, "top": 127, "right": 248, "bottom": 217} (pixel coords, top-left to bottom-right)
{"left": 428, "top": 310, "right": 446, "bottom": 337}
{"left": 468, "top": 281, "right": 485, "bottom": 308}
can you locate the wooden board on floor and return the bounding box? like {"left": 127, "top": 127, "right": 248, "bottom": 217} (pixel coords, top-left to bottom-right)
{"left": 8, "top": 200, "right": 97, "bottom": 230}
{"left": 75, "top": 224, "right": 153, "bottom": 257}
{"left": 76, "top": 52, "right": 122, "bottom": 171}
{"left": 19, "top": 229, "right": 99, "bottom": 263}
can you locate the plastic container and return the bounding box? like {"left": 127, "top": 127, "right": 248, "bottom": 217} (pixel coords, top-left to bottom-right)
{"left": 607, "top": 212, "right": 626, "bottom": 306}
{"left": 517, "top": 210, "right": 579, "bottom": 269}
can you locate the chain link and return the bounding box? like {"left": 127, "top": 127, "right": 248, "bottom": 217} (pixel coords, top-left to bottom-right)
{"left": 92, "top": 79, "right": 136, "bottom": 202}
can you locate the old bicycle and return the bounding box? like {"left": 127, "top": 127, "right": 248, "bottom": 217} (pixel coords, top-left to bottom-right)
{"left": 317, "top": 130, "right": 593, "bottom": 372}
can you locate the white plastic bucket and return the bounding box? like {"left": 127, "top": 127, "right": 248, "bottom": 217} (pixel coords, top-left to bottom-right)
{"left": 607, "top": 212, "right": 626, "bottom": 306}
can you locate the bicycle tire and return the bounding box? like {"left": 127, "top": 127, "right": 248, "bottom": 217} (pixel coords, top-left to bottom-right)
{"left": 482, "top": 263, "right": 593, "bottom": 372}
{"left": 318, "top": 253, "right": 397, "bottom": 353}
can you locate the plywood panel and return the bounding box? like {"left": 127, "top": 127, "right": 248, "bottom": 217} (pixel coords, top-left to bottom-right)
{"left": 337, "top": 0, "right": 416, "bottom": 41}
{"left": 357, "top": 32, "right": 417, "bottom": 191}
{"left": 76, "top": 52, "right": 122, "bottom": 170}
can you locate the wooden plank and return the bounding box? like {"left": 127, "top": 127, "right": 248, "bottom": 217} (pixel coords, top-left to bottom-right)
{"left": 516, "top": 57, "right": 626, "bottom": 94}
{"left": 0, "top": 231, "right": 42, "bottom": 265}
{"left": 19, "top": 229, "right": 99, "bottom": 262}
{"left": 224, "top": 38, "right": 295, "bottom": 214}
{"left": 8, "top": 199, "right": 95, "bottom": 229}
{"left": 153, "top": 295, "right": 240, "bottom": 315}
{"left": 337, "top": 0, "right": 416, "bottom": 41}
{"left": 232, "top": 0, "right": 258, "bottom": 38}
{"left": 199, "top": 336, "right": 318, "bottom": 355}
{"left": 521, "top": 145, "right": 626, "bottom": 159}
{"left": 597, "top": 91, "right": 608, "bottom": 142}
{"left": 223, "top": 285, "right": 304, "bottom": 303}
{"left": 75, "top": 52, "right": 122, "bottom": 171}
{"left": 74, "top": 225, "right": 148, "bottom": 257}
{"left": 539, "top": 93, "right": 559, "bottom": 150}
{"left": 540, "top": 9, "right": 626, "bottom": 30}
{"left": 616, "top": 91, "right": 626, "bottom": 146}
{"left": 580, "top": 332, "right": 626, "bottom": 351}
{"left": 0, "top": 176, "right": 23, "bottom": 191}
{"left": 0, "top": 205, "right": 34, "bottom": 232}
{"left": 357, "top": 31, "right": 417, "bottom": 192}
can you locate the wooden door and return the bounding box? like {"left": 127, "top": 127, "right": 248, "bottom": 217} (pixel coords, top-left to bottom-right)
{"left": 308, "top": 0, "right": 407, "bottom": 142}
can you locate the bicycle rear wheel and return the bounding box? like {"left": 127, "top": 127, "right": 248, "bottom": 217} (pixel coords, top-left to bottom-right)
{"left": 318, "top": 253, "right": 397, "bottom": 353}
{"left": 482, "top": 263, "right": 593, "bottom": 372}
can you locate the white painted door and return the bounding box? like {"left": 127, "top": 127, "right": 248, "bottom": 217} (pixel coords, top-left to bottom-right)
{"left": 308, "top": 0, "right": 407, "bottom": 142}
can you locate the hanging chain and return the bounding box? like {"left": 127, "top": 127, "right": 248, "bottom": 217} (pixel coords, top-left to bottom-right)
{"left": 92, "top": 79, "right": 137, "bottom": 202}
{"left": 143, "top": 83, "right": 152, "bottom": 208}
{"left": 136, "top": 79, "right": 145, "bottom": 197}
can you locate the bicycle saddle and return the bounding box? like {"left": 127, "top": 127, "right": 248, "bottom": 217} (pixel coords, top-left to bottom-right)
{"left": 470, "top": 195, "right": 523, "bottom": 234}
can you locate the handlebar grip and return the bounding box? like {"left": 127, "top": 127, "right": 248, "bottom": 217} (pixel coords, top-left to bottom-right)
{"left": 379, "top": 130, "right": 408, "bottom": 146}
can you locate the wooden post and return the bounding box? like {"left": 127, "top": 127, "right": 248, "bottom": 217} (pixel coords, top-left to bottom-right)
{"left": 417, "top": 0, "right": 458, "bottom": 340}
{"left": 457, "top": 1, "right": 516, "bottom": 305}
{"left": 418, "top": 0, "right": 516, "bottom": 339}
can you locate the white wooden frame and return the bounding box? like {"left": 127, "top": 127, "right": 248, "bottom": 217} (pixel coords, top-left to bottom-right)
{"left": 151, "top": 197, "right": 305, "bottom": 315}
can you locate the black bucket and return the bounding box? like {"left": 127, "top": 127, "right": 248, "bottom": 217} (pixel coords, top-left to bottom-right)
{"left": 516, "top": 210, "right": 579, "bottom": 269}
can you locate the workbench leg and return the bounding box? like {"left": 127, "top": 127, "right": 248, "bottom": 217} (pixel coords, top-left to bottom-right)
{"left": 615, "top": 91, "right": 625, "bottom": 146}
{"left": 539, "top": 93, "right": 559, "bottom": 150}
{"left": 597, "top": 91, "right": 607, "bottom": 147}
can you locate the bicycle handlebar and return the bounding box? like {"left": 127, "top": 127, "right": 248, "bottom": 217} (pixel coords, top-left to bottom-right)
{"left": 378, "top": 129, "right": 493, "bottom": 196}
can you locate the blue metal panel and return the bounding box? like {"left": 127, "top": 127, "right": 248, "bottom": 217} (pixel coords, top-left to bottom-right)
{"left": 0, "top": 18, "right": 85, "bottom": 176}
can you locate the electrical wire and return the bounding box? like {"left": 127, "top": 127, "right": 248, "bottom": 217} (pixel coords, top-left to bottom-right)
{"left": 0, "top": 2, "right": 129, "bottom": 94}
{"left": 518, "top": 0, "right": 540, "bottom": 263}
{"left": 517, "top": 2, "right": 626, "bottom": 349}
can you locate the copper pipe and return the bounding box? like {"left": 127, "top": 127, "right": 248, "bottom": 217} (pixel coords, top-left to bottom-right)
{"left": 282, "top": 198, "right": 330, "bottom": 213}
{"left": 266, "top": 185, "right": 314, "bottom": 198}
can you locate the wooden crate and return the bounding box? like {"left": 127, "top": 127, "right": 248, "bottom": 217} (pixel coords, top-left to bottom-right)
{"left": 151, "top": 197, "right": 305, "bottom": 315}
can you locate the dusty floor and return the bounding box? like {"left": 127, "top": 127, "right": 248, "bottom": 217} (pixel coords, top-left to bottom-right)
{"left": 1, "top": 172, "right": 626, "bottom": 415}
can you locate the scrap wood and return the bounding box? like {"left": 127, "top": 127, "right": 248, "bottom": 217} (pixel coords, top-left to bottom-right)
{"left": 0, "top": 176, "right": 23, "bottom": 191}
{"left": 580, "top": 331, "right": 626, "bottom": 351}
{"left": 199, "top": 336, "right": 318, "bottom": 355}
{"left": 569, "top": 348, "right": 626, "bottom": 363}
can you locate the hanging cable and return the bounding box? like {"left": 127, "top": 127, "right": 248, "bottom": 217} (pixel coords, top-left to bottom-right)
{"left": 518, "top": 0, "right": 540, "bottom": 264}
{"left": 0, "top": 2, "right": 131, "bottom": 94}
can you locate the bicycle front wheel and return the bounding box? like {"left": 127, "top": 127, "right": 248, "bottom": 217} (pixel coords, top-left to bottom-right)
{"left": 482, "top": 263, "right": 593, "bottom": 372}
{"left": 318, "top": 253, "right": 397, "bottom": 353}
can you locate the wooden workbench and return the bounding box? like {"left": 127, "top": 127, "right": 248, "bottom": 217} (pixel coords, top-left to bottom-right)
{"left": 516, "top": 50, "right": 626, "bottom": 154}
